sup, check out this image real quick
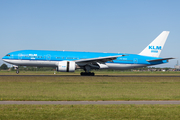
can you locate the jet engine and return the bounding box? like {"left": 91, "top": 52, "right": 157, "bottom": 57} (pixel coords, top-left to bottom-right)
{"left": 97, "top": 63, "right": 109, "bottom": 69}
{"left": 57, "top": 61, "right": 75, "bottom": 72}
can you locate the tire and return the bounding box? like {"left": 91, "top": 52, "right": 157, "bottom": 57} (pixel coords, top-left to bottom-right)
{"left": 80, "top": 72, "right": 95, "bottom": 76}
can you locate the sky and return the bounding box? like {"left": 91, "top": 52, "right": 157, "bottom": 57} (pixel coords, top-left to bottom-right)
{"left": 0, "top": 0, "right": 180, "bottom": 68}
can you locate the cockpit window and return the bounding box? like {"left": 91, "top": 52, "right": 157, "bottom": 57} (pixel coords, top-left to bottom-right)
{"left": 6, "top": 54, "right": 10, "bottom": 56}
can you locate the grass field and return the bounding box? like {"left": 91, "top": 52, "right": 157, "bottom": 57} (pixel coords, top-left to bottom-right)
{"left": 0, "top": 105, "right": 180, "bottom": 120}
{"left": 1, "top": 73, "right": 180, "bottom": 119}
{"left": 0, "top": 76, "right": 180, "bottom": 101}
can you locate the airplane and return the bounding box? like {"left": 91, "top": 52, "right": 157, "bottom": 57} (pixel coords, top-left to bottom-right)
{"left": 2, "top": 31, "right": 174, "bottom": 76}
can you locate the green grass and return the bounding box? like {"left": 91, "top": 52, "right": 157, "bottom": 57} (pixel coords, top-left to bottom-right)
{"left": 1, "top": 73, "right": 180, "bottom": 119}
{"left": 0, "top": 105, "right": 180, "bottom": 120}
{"left": 1, "top": 76, "right": 180, "bottom": 101}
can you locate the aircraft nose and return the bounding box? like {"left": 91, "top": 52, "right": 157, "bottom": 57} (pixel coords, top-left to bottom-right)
{"left": 2, "top": 55, "right": 8, "bottom": 61}
{"left": 2, "top": 56, "right": 6, "bottom": 61}
{"left": 2, "top": 56, "right": 11, "bottom": 63}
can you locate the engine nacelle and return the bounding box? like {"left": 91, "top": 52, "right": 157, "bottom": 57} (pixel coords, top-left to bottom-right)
{"left": 57, "top": 61, "right": 75, "bottom": 72}
{"left": 97, "top": 63, "right": 109, "bottom": 69}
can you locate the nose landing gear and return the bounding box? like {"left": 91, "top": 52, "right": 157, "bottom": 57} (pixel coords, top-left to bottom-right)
{"left": 15, "top": 67, "right": 19, "bottom": 74}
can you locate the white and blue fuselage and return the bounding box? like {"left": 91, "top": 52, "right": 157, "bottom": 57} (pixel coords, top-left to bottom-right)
{"left": 2, "top": 50, "right": 169, "bottom": 69}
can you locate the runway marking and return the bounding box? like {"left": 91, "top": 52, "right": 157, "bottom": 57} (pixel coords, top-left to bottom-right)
{"left": 1, "top": 101, "right": 180, "bottom": 105}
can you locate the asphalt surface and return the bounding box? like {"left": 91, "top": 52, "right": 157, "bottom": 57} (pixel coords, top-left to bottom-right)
{"left": 1, "top": 101, "right": 180, "bottom": 105}
{"left": 0, "top": 75, "right": 180, "bottom": 77}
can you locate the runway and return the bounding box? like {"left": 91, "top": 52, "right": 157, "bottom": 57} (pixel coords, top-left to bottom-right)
{"left": 0, "top": 75, "right": 180, "bottom": 77}
{"left": 1, "top": 101, "right": 180, "bottom": 105}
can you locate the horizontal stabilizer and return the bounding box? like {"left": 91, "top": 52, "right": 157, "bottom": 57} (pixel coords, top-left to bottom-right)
{"left": 147, "top": 57, "right": 175, "bottom": 62}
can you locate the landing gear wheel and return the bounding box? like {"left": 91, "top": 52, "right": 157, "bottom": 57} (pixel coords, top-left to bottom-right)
{"left": 80, "top": 72, "right": 95, "bottom": 76}
{"left": 16, "top": 70, "right": 19, "bottom": 74}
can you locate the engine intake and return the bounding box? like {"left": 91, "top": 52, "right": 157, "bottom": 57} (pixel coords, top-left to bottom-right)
{"left": 57, "top": 61, "right": 75, "bottom": 72}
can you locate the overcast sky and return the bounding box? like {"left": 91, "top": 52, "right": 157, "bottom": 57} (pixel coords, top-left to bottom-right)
{"left": 1, "top": 0, "right": 180, "bottom": 67}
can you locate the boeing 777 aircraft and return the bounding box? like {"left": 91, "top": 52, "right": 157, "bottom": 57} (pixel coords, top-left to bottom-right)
{"left": 2, "top": 31, "right": 174, "bottom": 76}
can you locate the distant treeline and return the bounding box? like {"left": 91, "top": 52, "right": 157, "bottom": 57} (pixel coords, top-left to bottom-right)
{"left": 12, "top": 66, "right": 56, "bottom": 71}
{"left": 0, "top": 64, "right": 8, "bottom": 70}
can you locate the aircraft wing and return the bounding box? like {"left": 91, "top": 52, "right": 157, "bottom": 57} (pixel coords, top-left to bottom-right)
{"left": 147, "top": 57, "right": 175, "bottom": 62}
{"left": 75, "top": 55, "right": 125, "bottom": 63}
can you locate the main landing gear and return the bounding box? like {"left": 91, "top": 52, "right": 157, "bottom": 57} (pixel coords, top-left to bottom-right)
{"left": 80, "top": 72, "right": 95, "bottom": 76}
{"left": 80, "top": 65, "right": 95, "bottom": 76}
